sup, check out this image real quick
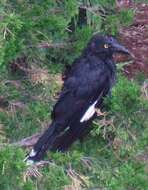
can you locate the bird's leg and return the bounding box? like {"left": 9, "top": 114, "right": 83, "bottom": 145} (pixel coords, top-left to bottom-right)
{"left": 95, "top": 108, "right": 106, "bottom": 116}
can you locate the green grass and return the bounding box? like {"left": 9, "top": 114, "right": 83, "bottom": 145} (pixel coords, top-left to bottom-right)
{"left": 0, "top": 1, "right": 147, "bottom": 189}
{"left": 0, "top": 66, "right": 148, "bottom": 190}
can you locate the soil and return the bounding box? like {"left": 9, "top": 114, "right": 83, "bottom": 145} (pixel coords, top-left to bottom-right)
{"left": 117, "top": 2, "right": 148, "bottom": 78}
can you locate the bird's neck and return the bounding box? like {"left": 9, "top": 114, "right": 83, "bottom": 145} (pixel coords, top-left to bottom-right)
{"left": 83, "top": 46, "right": 113, "bottom": 60}
{"left": 105, "top": 57, "right": 117, "bottom": 87}
{"left": 105, "top": 58, "right": 116, "bottom": 72}
{"left": 88, "top": 54, "right": 116, "bottom": 74}
{"left": 97, "top": 52, "right": 113, "bottom": 61}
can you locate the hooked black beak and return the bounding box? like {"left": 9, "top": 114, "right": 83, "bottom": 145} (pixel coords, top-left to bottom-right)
{"left": 112, "top": 42, "right": 130, "bottom": 55}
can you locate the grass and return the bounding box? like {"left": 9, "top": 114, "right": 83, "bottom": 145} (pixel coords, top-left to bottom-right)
{"left": 0, "top": 0, "right": 147, "bottom": 189}
{"left": 0, "top": 65, "right": 148, "bottom": 190}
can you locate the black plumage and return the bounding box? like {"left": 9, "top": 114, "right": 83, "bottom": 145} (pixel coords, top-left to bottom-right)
{"left": 26, "top": 34, "right": 130, "bottom": 164}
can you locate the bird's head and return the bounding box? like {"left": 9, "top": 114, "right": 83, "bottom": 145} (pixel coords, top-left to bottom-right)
{"left": 87, "top": 34, "right": 130, "bottom": 58}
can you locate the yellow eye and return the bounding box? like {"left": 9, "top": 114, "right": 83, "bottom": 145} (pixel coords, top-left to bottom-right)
{"left": 104, "top": 44, "right": 109, "bottom": 48}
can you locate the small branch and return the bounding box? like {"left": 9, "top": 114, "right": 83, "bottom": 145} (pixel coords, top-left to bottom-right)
{"left": 80, "top": 5, "right": 104, "bottom": 13}
{"left": 13, "top": 133, "right": 42, "bottom": 147}
{"left": 24, "top": 160, "right": 52, "bottom": 179}
{"left": 29, "top": 42, "right": 72, "bottom": 49}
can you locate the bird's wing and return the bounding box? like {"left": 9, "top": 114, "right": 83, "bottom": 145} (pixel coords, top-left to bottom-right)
{"left": 52, "top": 67, "right": 110, "bottom": 125}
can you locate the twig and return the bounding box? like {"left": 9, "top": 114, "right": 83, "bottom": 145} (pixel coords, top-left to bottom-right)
{"left": 0, "top": 133, "right": 41, "bottom": 148}
{"left": 29, "top": 42, "right": 72, "bottom": 49}
{"left": 67, "top": 167, "right": 89, "bottom": 189}
{"left": 13, "top": 133, "right": 42, "bottom": 147}
{"left": 80, "top": 5, "right": 101, "bottom": 12}
{"left": 81, "top": 157, "right": 93, "bottom": 170}
{"left": 24, "top": 160, "right": 52, "bottom": 180}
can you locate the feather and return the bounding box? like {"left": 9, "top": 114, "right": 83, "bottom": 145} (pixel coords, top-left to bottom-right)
{"left": 25, "top": 34, "right": 130, "bottom": 164}
{"left": 80, "top": 100, "right": 97, "bottom": 122}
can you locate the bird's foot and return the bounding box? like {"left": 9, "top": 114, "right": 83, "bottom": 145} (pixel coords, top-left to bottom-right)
{"left": 95, "top": 108, "right": 106, "bottom": 116}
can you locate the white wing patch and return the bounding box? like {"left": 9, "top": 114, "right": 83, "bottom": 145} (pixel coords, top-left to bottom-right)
{"left": 80, "top": 100, "right": 97, "bottom": 123}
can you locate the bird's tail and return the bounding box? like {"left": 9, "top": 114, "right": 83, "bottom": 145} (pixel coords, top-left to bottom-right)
{"left": 25, "top": 122, "right": 60, "bottom": 164}
{"left": 25, "top": 114, "right": 96, "bottom": 165}
{"left": 51, "top": 117, "right": 94, "bottom": 152}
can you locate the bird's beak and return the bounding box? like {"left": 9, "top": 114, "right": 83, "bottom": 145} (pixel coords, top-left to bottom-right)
{"left": 112, "top": 42, "right": 130, "bottom": 55}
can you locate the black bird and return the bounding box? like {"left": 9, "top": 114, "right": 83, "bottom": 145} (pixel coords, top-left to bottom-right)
{"left": 26, "top": 34, "right": 130, "bottom": 164}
